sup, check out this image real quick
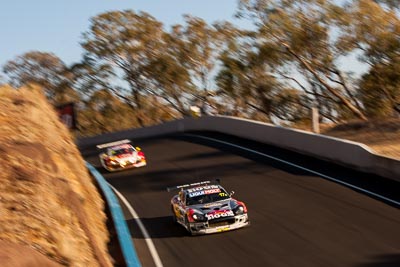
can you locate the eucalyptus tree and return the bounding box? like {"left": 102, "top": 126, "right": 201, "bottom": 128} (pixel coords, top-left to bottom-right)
{"left": 374, "top": 0, "right": 400, "bottom": 10}
{"left": 215, "top": 22, "right": 251, "bottom": 117}
{"left": 142, "top": 25, "right": 196, "bottom": 116}
{"left": 70, "top": 56, "right": 115, "bottom": 98}
{"left": 335, "top": 0, "right": 400, "bottom": 118}
{"left": 237, "top": 0, "right": 368, "bottom": 121}
{"left": 216, "top": 34, "right": 281, "bottom": 120}
{"left": 181, "top": 15, "right": 226, "bottom": 106}
{"left": 79, "top": 89, "right": 140, "bottom": 135}
{"left": 2, "top": 51, "right": 78, "bottom": 104}
{"left": 216, "top": 21, "right": 301, "bottom": 122}
{"left": 178, "top": 15, "right": 234, "bottom": 113}
{"left": 217, "top": 35, "right": 312, "bottom": 123}
{"left": 358, "top": 61, "right": 400, "bottom": 117}
{"left": 81, "top": 10, "right": 165, "bottom": 125}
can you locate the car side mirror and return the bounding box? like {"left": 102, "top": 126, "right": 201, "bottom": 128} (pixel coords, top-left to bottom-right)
{"left": 230, "top": 191, "right": 235, "bottom": 196}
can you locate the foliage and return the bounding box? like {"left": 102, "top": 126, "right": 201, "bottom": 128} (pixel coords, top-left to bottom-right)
{"left": 2, "top": 51, "right": 79, "bottom": 105}
{"left": 3, "top": 1, "right": 400, "bottom": 136}
{"left": 237, "top": 0, "right": 368, "bottom": 121}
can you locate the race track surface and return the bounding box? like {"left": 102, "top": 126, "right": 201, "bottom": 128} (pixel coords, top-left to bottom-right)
{"left": 81, "top": 132, "right": 400, "bottom": 267}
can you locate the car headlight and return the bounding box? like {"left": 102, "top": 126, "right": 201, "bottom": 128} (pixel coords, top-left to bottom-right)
{"left": 233, "top": 205, "right": 245, "bottom": 215}
{"left": 106, "top": 159, "right": 118, "bottom": 165}
{"left": 192, "top": 213, "right": 206, "bottom": 222}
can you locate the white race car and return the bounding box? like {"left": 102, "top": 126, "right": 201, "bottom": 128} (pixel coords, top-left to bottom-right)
{"left": 96, "top": 139, "right": 146, "bottom": 172}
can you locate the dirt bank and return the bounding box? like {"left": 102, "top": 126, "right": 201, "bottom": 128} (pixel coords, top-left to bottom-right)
{"left": 0, "top": 85, "right": 113, "bottom": 266}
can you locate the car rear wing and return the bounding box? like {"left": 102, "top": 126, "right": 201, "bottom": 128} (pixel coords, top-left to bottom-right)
{"left": 96, "top": 139, "right": 131, "bottom": 149}
{"left": 166, "top": 179, "right": 220, "bottom": 192}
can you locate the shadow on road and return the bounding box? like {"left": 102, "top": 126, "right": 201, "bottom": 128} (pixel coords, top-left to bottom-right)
{"left": 126, "top": 216, "right": 190, "bottom": 239}
{"left": 355, "top": 254, "right": 400, "bottom": 267}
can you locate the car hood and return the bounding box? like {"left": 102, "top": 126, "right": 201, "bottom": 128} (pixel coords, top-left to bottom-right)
{"left": 111, "top": 153, "right": 137, "bottom": 160}
{"left": 189, "top": 199, "right": 236, "bottom": 214}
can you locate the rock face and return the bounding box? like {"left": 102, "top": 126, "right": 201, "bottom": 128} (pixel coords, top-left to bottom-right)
{"left": 0, "top": 85, "right": 113, "bottom": 267}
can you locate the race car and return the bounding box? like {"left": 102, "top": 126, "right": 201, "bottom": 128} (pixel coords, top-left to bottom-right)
{"left": 96, "top": 139, "right": 146, "bottom": 172}
{"left": 168, "top": 180, "right": 249, "bottom": 235}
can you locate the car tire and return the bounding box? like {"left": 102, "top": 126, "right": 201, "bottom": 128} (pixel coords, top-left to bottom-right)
{"left": 185, "top": 215, "right": 194, "bottom": 235}
{"left": 171, "top": 206, "right": 177, "bottom": 223}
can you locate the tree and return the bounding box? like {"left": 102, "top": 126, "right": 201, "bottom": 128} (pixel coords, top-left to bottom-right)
{"left": 142, "top": 25, "right": 199, "bottom": 116}
{"left": 79, "top": 89, "right": 139, "bottom": 135}
{"left": 237, "top": 0, "right": 368, "bottom": 121}
{"left": 181, "top": 16, "right": 222, "bottom": 94}
{"left": 69, "top": 56, "right": 115, "bottom": 98}
{"left": 2, "top": 51, "right": 78, "bottom": 104}
{"left": 374, "top": 0, "right": 400, "bottom": 10}
{"left": 359, "top": 61, "right": 400, "bottom": 118}
{"left": 81, "top": 10, "right": 165, "bottom": 126}
{"left": 336, "top": 0, "right": 400, "bottom": 117}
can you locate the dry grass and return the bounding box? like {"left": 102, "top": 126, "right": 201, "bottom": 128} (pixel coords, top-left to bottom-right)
{"left": 321, "top": 119, "right": 400, "bottom": 160}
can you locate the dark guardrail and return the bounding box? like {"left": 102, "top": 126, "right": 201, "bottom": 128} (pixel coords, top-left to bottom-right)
{"left": 78, "top": 116, "right": 400, "bottom": 182}
{"left": 86, "top": 162, "right": 142, "bottom": 267}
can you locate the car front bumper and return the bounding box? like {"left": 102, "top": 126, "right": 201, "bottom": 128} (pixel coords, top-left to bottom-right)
{"left": 103, "top": 159, "right": 147, "bottom": 171}
{"left": 188, "top": 214, "right": 249, "bottom": 235}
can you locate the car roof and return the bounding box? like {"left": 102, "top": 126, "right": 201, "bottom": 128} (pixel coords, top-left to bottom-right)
{"left": 109, "top": 144, "right": 134, "bottom": 150}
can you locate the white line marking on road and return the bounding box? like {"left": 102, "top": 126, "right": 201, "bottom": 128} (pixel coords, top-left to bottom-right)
{"left": 109, "top": 184, "right": 164, "bottom": 267}
{"left": 187, "top": 134, "right": 400, "bottom": 207}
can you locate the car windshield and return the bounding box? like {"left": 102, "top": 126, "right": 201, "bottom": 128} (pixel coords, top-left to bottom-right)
{"left": 110, "top": 147, "right": 135, "bottom": 156}
{"left": 186, "top": 190, "right": 230, "bottom": 206}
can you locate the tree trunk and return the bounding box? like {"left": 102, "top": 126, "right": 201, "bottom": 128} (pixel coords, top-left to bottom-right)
{"left": 276, "top": 36, "right": 368, "bottom": 121}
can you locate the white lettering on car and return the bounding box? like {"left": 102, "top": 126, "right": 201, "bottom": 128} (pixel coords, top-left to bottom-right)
{"left": 204, "top": 188, "right": 220, "bottom": 194}
{"left": 206, "top": 210, "right": 234, "bottom": 220}
{"left": 187, "top": 185, "right": 219, "bottom": 193}
{"left": 189, "top": 191, "right": 205, "bottom": 197}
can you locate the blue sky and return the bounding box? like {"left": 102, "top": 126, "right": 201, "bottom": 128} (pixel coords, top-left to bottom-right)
{"left": 1, "top": 0, "right": 245, "bottom": 67}
{"left": 0, "top": 0, "right": 367, "bottom": 79}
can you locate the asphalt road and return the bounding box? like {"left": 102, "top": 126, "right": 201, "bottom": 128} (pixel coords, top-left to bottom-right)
{"left": 81, "top": 133, "right": 400, "bottom": 267}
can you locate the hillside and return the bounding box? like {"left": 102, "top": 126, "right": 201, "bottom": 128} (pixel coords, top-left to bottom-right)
{"left": 0, "top": 83, "right": 398, "bottom": 266}
{"left": 0, "top": 85, "right": 113, "bottom": 266}
{"left": 322, "top": 119, "right": 400, "bottom": 160}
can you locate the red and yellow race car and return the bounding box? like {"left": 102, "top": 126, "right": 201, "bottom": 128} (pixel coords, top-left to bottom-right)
{"left": 96, "top": 139, "right": 146, "bottom": 172}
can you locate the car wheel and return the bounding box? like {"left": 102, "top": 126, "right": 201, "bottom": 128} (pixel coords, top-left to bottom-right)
{"left": 171, "top": 206, "right": 177, "bottom": 223}
{"left": 185, "top": 215, "right": 194, "bottom": 235}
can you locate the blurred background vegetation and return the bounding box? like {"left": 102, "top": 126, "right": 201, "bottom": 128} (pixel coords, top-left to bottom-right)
{"left": 2, "top": 0, "right": 400, "bottom": 137}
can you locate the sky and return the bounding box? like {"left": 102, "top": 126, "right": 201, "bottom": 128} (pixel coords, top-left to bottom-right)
{"left": 0, "top": 0, "right": 247, "bottom": 68}
{"left": 0, "top": 0, "right": 367, "bottom": 81}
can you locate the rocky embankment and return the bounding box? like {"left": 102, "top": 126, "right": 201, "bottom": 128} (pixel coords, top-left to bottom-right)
{"left": 0, "top": 85, "right": 113, "bottom": 266}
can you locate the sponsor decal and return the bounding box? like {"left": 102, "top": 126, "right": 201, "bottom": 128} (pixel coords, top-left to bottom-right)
{"left": 206, "top": 210, "right": 234, "bottom": 220}
{"left": 189, "top": 191, "right": 205, "bottom": 197}
{"left": 204, "top": 188, "right": 221, "bottom": 194}
{"left": 188, "top": 188, "right": 221, "bottom": 197}
{"left": 203, "top": 203, "right": 220, "bottom": 208}
{"left": 187, "top": 185, "right": 219, "bottom": 193}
